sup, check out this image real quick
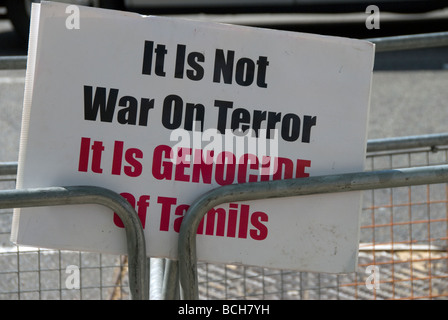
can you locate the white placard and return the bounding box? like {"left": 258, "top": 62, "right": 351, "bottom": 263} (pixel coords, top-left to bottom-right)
{"left": 11, "top": 1, "right": 374, "bottom": 273}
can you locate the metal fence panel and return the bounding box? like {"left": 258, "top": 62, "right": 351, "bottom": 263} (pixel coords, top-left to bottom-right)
{"left": 2, "top": 135, "right": 446, "bottom": 299}
{"left": 192, "top": 138, "right": 448, "bottom": 300}
{"left": 0, "top": 201, "right": 131, "bottom": 298}
{"left": 0, "top": 182, "right": 148, "bottom": 300}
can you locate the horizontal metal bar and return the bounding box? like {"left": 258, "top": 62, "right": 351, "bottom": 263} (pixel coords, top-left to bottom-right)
{"left": 0, "top": 186, "right": 148, "bottom": 300}
{"left": 359, "top": 243, "right": 447, "bottom": 252}
{"left": 0, "top": 56, "right": 27, "bottom": 70}
{"left": 178, "top": 165, "right": 448, "bottom": 299}
{"left": 366, "top": 132, "right": 448, "bottom": 153}
{"left": 368, "top": 31, "right": 448, "bottom": 52}
{"left": 0, "top": 162, "right": 18, "bottom": 176}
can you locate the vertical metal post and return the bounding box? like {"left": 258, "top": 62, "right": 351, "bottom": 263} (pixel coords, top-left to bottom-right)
{"left": 162, "top": 259, "right": 180, "bottom": 299}
{"left": 149, "top": 258, "right": 165, "bottom": 299}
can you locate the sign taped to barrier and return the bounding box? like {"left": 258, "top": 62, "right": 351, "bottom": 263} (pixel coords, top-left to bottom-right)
{"left": 11, "top": 1, "right": 374, "bottom": 273}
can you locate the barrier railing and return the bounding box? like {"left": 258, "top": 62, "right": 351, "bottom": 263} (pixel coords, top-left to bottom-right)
{"left": 367, "top": 31, "right": 448, "bottom": 52}
{"left": 178, "top": 165, "right": 448, "bottom": 299}
{"left": 3, "top": 133, "right": 448, "bottom": 299}
{"left": 366, "top": 133, "right": 448, "bottom": 153}
{"left": 3, "top": 130, "right": 447, "bottom": 299}
{"left": 190, "top": 134, "right": 448, "bottom": 300}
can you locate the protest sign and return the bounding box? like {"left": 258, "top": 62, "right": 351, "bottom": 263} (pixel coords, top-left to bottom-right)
{"left": 11, "top": 1, "right": 374, "bottom": 272}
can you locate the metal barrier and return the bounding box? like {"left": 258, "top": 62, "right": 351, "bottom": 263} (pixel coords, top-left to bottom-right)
{"left": 367, "top": 31, "right": 448, "bottom": 52}
{"left": 0, "top": 56, "right": 27, "bottom": 70}
{"left": 0, "top": 185, "right": 149, "bottom": 300}
{"left": 178, "top": 165, "right": 448, "bottom": 299}
{"left": 2, "top": 135, "right": 446, "bottom": 300}
{"left": 147, "top": 141, "right": 448, "bottom": 300}
{"left": 366, "top": 133, "right": 448, "bottom": 153}
{"left": 173, "top": 31, "right": 448, "bottom": 299}
{"left": 3, "top": 132, "right": 447, "bottom": 299}
{"left": 1, "top": 30, "right": 448, "bottom": 299}
{"left": 191, "top": 135, "right": 448, "bottom": 300}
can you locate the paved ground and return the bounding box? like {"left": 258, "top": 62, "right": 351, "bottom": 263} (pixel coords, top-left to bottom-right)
{"left": 369, "top": 69, "right": 448, "bottom": 139}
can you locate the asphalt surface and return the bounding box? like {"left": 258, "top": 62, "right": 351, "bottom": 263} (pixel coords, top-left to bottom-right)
{"left": 0, "top": 7, "right": 447, "bottom": 299}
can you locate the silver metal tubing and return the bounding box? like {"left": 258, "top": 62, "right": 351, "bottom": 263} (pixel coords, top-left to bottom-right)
{"left": 0, "top": 56, "right": 27, "bottom": 70}
{"left": 0, "top": 162, "right": 18, "bottom": 176}
{"left": 0, "top": 186, "right": 149, "bottom": 300}
{"left": 162, "top": 259, "right": 180, "bottom": 300}
{"left": 149, "top": 258, "right": 165, "bottom": 299}
{"left": 366, "top": 132, "right": 448, "bottom": 153}
{"left": 178, "top": 165, "right": 448, "bottom": 299}
{"left": 149, "top": 258, "right": 179, "bottom": 299}
{"left": 368, "top": 31, "right": 448, "bottom": 52}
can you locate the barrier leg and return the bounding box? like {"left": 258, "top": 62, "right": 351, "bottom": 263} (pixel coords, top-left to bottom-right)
{"left": 162, "top": 259, "right": 180, "bottom": 300}
{"left": 149, "top": 258, "right": 165, "bottom": 299}
{"left": 149, "top": 258, "right": 179, "bottom": 299}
